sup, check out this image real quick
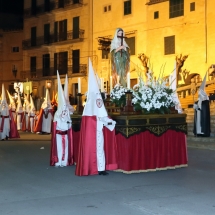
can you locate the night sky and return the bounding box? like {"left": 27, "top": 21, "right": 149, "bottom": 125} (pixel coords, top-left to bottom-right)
{"left": 0, "top": 0, "right": 23, "bottom": 15}
{"left": 0, "top": 0, "right": 23, "bottom": 29}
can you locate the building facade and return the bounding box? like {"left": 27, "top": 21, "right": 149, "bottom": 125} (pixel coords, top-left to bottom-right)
{"left": 22, "top": 0, "right": 92, "bottom": 102}
{"left": 0, "top": 29, "right": 23, "bottom": 93}
{"left": 1, "top": 0, "right": 214, "bottom": 100}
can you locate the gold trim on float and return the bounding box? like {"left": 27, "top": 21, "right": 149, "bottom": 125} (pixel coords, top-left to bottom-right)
{"left": 114, "top": 164, "right": 188, "bottom": 174}
{"left": 146, "top": 125, "right": 171, "bottom": 136}
{"left": 175, "top": 124, "right": 187, "bottom": 132}
{"left": 118, "top": 127, "right": 141, "bottom": 137}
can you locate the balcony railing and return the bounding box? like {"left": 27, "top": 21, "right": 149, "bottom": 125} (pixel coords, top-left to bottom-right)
{"left": 20, "top": 64, "right": 87, "bottom": 80}
{"left": 22, "top": 29, "right": 85, "bottom": 50}
{"left": 24, "top": 0, "right": 83, "bottom": 19}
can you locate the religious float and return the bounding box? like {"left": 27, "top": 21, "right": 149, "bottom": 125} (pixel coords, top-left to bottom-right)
{"left": 71, "top": 75, "right": 188, "bottom": 174}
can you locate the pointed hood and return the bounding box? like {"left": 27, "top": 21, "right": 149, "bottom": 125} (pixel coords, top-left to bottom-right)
{"left": 7, "top": 90, "right": 16, "bottom": 109}
{"left": 41, "top": 88, "right": 52, "bottom": 109}
{"left": 30, "top": 95, "right": 36, "bottom": 112}
{"left": 1, "top": 84, "right": 6, "bottom": 101}
{"left": 53, "top": 71, "right": 71, "bottom": 123}
{"left": 24, "top": 94, "right": 30, "bottom": 105}
{"left": 51, "top": 90, "right": 57, "bottom": 106}
{"left": 198, "top": 72, "right": 209, "bottom": 108}
{"left": 83, "top": 58, "right": 108, "bottom": 117}
{"left": 16, "top": 93, "right": 23, "bottom": 112}
{"left": 0, "top": 84, "right": 9, "bottom": 110}
{"left": 64, "top": 74, "right": 74, "bottom": 114}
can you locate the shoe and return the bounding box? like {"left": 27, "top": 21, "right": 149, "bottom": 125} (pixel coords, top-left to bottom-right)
{"left": 98, "top": 171, "right": 109, "bottom": 176}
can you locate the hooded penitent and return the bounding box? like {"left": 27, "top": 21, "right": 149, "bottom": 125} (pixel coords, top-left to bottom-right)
{"left": 16, "top": 93, "right": 23, "bottom": 113}
{"left": 197, "top": 71, "right": 209, "bottom": 109}
{"left": 50, "top": 70, "right": 73, "bottom": 167}
{"left": 64, "top": 74, "right": 74, "bottom": 114}
{"left": 7, "top": 90, "right": 16, "bottom": 109}
{"left": 75, "top": 58, "right": 117, "bottom": 176}
{"left": 0, "top": 84, "right": 10, "bottom": 139}
{"left": 41, "top": 89, "right": 52, "bottom": 110}
{"left": 193, "top": 71, "right": 210, "bottom": 137}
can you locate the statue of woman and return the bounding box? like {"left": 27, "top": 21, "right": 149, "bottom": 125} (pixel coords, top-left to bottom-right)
{"left": 110, "top": 28, "right": 130, "bottom": 87}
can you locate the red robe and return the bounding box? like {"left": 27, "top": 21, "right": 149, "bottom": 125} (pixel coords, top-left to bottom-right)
{"left": 50, "top": 121, "right": 74, "bottom": 166}
{"left": 34, "top": 108, "right": 54, "bottom": 133}
{"left": 75, "top": 116, "right": 118, "bottom": 176}
{"left": 9, "top": 109, "right": 20, "bottom": 138}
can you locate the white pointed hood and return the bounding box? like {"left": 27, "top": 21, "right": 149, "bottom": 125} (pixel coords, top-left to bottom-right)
{"left": 7, "top": 90, "right": 16, "bottom": 109}
{"left": 16, "top": 93, "right": 23, "bottom": 112}
{"left": 30, "top": 95, "right": 36, "bottom": 112}
{"left": 41, "top": 88, "right": 52, "bottom": 109}
{"left": 54, "top": 71, "right": 71, "bottom": 123}
{"left": 64, "top": 74, "right": 74, "bottom": 114}
{"left": 198, "top": 72, "right": 209, "bottom": 108}
{"left": 83, "top": 58, "right": 108, "bottom": 117}
{"left": 0, "top": 84, "right": 9, "bottom": 110}
{"left": 169, "top": 62, "right": 183, "bottom": 113}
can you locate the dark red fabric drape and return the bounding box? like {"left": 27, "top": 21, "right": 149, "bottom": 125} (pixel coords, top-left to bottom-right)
{"left": 73, "top": 126, "right": 187, "bottom": 174}
{"left": 116, "top": 130, "right": 187, "bottom": 172}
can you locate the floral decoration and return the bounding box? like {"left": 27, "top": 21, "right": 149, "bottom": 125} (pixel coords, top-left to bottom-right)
{"left": 110, "top": 84, "right": 128, "bottom": 107}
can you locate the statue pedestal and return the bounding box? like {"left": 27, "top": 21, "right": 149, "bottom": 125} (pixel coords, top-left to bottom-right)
{"left": 121, "top": 91, "right": 137, "bottom": 115}
{"left": 74, "top": 93, "right": 83, "bottom": 114}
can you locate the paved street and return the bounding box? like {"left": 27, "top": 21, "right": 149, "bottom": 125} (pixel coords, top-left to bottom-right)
{"left": 0, "top": 132, "right": 215, "bottom": 215}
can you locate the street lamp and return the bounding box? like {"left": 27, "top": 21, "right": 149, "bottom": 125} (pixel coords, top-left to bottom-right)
{"left": 46, "top": 80, "right": 52, "bottom": 89}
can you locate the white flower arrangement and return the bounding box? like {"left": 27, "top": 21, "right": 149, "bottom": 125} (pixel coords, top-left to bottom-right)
{"left": 110, "top": 84, "right": 128, "bottom": 107}
{"left": 132, "top": 76, "right": 178, "bottom": 114}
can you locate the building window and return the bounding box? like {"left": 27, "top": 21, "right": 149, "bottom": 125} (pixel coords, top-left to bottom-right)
{"left": 73, "top": 17, "right": 79, "bottom": 39}
{"left": 72, "top": 49, "right": 80, "bottom": 73}
{"left": 54, "top": 20, "right": 67, "bottom": 42}
{"left": 164, "top": 36, "right": 175, "bottom": 55}
{"left": 154, "top": 11, "right": 159, "bottom": 19}
{"left": 190, "top": 2, "right": 195, "bottom": 11}
{"left": 31, "top": 27, "right": 37, "bottom": 47}
{"left": 54, "top": 52, "right": 68, "bottom": 75}
{"left": 104, "top": 5, "right": 111, "bottom": 13}
{"left": 124, "top": 0, "right": 131, "bottom": 15}
{"left": 30, "top": 56, "right": 36, "bottom": 72}
{"left": 126, "top": 37, "right": 135, "bottom": 55}
{"left": 12, "top": 47, "right": 19, "bottom": 52}
{"left": 43, "top": 54, "right": 50, "bottom": 76}
{"left": 44, "top": 23, "right": 50, "bottom": 44}
{"left": 31, "top": 0, "right": 37, "bottom": 16}
{"left": 169, "top": 0, "right": 184, "bottom": 18}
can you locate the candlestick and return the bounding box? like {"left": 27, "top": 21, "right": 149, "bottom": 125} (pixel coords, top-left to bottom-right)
{"left": 100, "top": 78, "right": 104, "bottom": 92}
{"left": 110, "top": 76, "right": 113, "bottom": 92}
{"left": 127, "top": 72, "right": 130, "bottom": 89}
{"left": 78, "top": 78, "right": 81, "bottom": 93}
{"left": 117, "top": 75, "right": 120, "bottom": 84}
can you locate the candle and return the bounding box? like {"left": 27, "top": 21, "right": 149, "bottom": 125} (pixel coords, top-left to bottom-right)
{"left": 127, "top": 72, "right": 130, "bottom": 89}
{"left": 110, "top": 76, "right": 113, "bottom": 92}
{"left": 117, "top": 75, "right": 120, "bottom": 84}
{"left": 100, "top": 78, "right": 104, "bottom": 92}
{"left": 78, "top": 78, "right": 81, "bottom": 93}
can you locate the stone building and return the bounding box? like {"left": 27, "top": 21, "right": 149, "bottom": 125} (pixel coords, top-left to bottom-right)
{"left": 1, "top": 0, "right": 215, "bottom": 99}
{"left": 0, "top": 28, "right": 23, "bottom": 94}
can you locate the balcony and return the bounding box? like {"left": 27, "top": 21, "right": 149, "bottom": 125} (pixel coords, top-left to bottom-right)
{"left": 20, "top": 64, "right": 87, "bottom": 80}
{"left": 22, "top": 29, "right": 85, "bottom": 50}
{"left": 24, "top": 0, "right": 83, "bottom": 19}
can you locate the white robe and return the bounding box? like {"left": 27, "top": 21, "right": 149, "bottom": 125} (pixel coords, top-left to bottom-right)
{"left": 96, "top": 116, "right": 116, "bottom": 171}
{"left": 54, "top": 119, "right": 71, "bottom": 167}
{"left": 16, "top": 110, "right": 23, "bottom": 130}
{"left": 0, "top": 109, "right": 10, "bottom": 140}
{"left": 41, "top": 109, "right": 53, "bottom": 133}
